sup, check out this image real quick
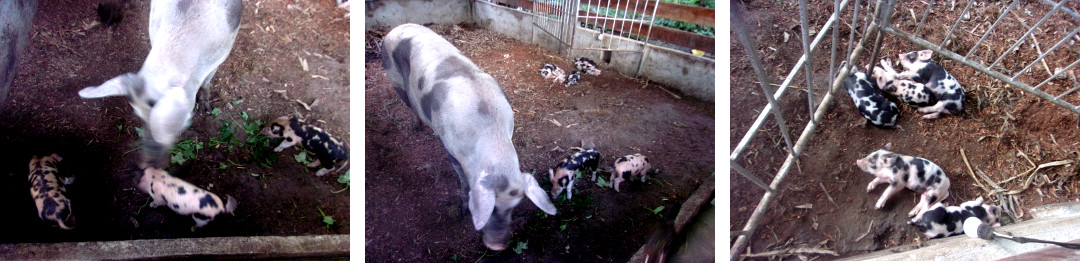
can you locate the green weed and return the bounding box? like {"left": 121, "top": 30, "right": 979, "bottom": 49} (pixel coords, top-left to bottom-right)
{"left": 646, "top": 205, "right": 665, "bottom": 218}
{"left": 317, "top": 206, "right": 334, "bottom": 229}
{"left": 170, "top": 139, "right": 204, "bottom": 165}
{"left": 511, "top": 240, "right": 528, "bottom": 254}
{"left": 332, "top": 170, "right": 350, "bottom": 194}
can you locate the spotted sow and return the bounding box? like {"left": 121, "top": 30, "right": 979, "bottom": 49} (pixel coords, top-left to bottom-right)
{"left": 78, "top": 0, "right": 242, "bottom": 168}
{"left": 382, "top": 23, "right": 557, "bottom": 251}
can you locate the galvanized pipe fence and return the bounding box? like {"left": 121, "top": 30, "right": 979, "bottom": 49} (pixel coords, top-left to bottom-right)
{"left": 531, "top": 0, "right": 662, "bottom": 74}
{"left": 730, "top": 0, "right": 1080, "bottom": 259}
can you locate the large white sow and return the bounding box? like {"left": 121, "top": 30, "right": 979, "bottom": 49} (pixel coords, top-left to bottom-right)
{"left": 381, "top": 23, "right": 557, "bottom": 251}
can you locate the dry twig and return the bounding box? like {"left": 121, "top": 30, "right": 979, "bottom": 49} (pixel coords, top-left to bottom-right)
{"left": 819, "top": 182, "right": 838, "bottom": 209}
{"left": 854, "top": 219, "right": 874, "bottom": 242}
{"left": 961, "top": 148, "right": 988, "bottom": 192}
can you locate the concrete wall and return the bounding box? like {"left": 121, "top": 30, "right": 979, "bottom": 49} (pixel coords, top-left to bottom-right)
{"left": 367, "top": 1, "right": 715, "bottom": 102}
{"left": 474, "top": 1, "right": 715, "bottom": 102}
{"left": 365, "top": 0, "right": 472, "bottom": 29}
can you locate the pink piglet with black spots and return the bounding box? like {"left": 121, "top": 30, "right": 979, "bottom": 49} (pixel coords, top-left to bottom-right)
{"left": 28, "top": 154, "right": 75, "bottom": 230}
{"left": 138, "top": 168, "right": 237, "bottom": 231}
{"left": 611, "top": 154, "right": 651, "bottom": 192}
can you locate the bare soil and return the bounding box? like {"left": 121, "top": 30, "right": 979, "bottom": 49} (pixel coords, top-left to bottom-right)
{"left": 731, "top": 0, "right": 1080, "bottom": 260}
{"left": 365, "top": 24, "right": 715, "bottom": 262}
{"left": 0, "top": 0, "right": 350, "bottom": 245}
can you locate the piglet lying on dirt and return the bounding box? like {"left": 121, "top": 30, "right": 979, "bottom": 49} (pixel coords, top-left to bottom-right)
{"left": 28, "top": 154, "right": 75, "bottom": 230}
{"left": 856, "top": 143, "right": 950, "bottom": 218}
{"left": 78, "top": 0, "right": 242, "bottom": 168}
{"left": 539, "top": 64, "right": 567, "bottom": 84}
{"left": 839, "top": 60, "right": 899, "bottom": 128}
{"left": 563, "top": 70, "right": 581, "bottom": 87}
{"left": 574, "top": 57, "right": 601, "bottom": 76}
{"left": 611, "top": 154, "right": 651, "bottom": 192}
{"left": 908, "top": 196, "right": 1001, "bottom": 239}
{"left": 262, "top": 116, "right": 349, "bottom": 176}
{"left": 895, "top": 50, "right": 965, "bottom": 119}
{"left": 548, "top": 148, "right": 601, "bottom": 200}
{"left": 382, "top": 23, "right": 556, "bottom": 251}
{"left": 873, "top": 58, "right": 937, "bottom": 108}
{"left": 138, "top": 168, "right": 236, "bottom": 231}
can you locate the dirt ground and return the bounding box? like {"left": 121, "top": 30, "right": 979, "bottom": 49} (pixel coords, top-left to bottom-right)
{"left": 365, "top": 24, "right": 715, "bottom": 262}
{"left": 731, "top": 0, "right": 1080, "bottom": 260}
{"left": 0, "top": 0, "right": 350, "bottom": 246}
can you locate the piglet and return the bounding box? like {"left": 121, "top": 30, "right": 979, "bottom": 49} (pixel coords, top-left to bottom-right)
{"left": 574, "top": 57, "right": 601, "bottom": 76}
{"left": 839, "top": 60, "right": 899, "bottom": 128}
{"left": 611, "top": 154, "right": 651, "bottom": 192}
{"left": 873, "top": 58, "right": 937, "bottom": 108}
{"left": 28, "top": 154, "right": 75, "bottom": 230}
{"left": 548, "top": 148, "right": 601, "bottom": 200}
{"left": 539, "top": 64, "right": 566, "bottom": 84}
{"left": 857, "top": 143, "right": 950, "bottom": 218}
{"left": 908, "top": 196, "right": 1001, "bottom": 239}
{"left": 138, "top": 168, "right": 237, "bottom": 231}
{"left": 563, "top": 70, "right": 581, "bottom": 87}
{"left": 895, "top": 50, "right": 965, "bottom": 119}
{"left": 262, "top": 116, "right": 350, "bottom": 176}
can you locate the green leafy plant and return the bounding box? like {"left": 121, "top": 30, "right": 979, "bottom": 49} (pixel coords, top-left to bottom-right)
{"left": 170, "top": 139, "right": 204, "bottom": 165}
{"left": 294, "top": 151, "right": 314, "bottom": 165}
{"left": 646, "top": 205, "right": 665, "bottom": 218}
{"left": 512, "top": 240, "right": 528, "bottom": 254}
{"left": 596, "top": 176, "right": 611, "bottom": 188}
{"left": 222, "top": 111, "right": 275, "bottom": 168}
{"left": 332, "top": 170, "right": 350, "bottom": 194}
{"left": 317, "top": 206, "right": 334, "bottom": 229}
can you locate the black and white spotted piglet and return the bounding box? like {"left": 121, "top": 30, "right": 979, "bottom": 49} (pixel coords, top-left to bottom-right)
{"left": 28, "top": 154, "right": 75, "bottom": 230}
{"left": 538, "top": 64, "right": 567, "bottom": 84}
{"left": 262, "top": 116, "right": 350, "bottom": 177}
{"left": 138, "top": 168, "right": 236, "bottom": 231}
{"left": 908, "top": 196, "right": 1002, "bottom": 239}
{"left": 873, "top": 58, "right": 937, "bottom": 108}
{"left": 547, "top": 148, "right": 601, "bottom": 200}
{"left": 611, "top": 154, "right": 651, "bottom": 192}
{"left": 895, "top": 50, "right": 964, "bottom": 119}
{"left": 840, "top": 61, "right": 900, "bottom": 128}
{"left": 574, "top": 57, "right": 601, "bottom": 76}
{"left": 857, "top": 143, "right": 951, "bottom": 218}
{"left": 563, "top": 70, "right": 581, "bottom": 87}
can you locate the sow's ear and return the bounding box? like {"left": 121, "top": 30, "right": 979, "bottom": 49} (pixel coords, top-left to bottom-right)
{"left": 524, "top": 172, "right": 557, "bottom": 215}
{"left": 469, "top": 171, "right": 497, "bottom": 231}
{"left": 79, "top": 73, "right": 139, "bottom": 98}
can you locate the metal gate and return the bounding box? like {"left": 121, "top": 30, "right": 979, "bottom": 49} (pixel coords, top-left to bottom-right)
{"left": 731, "top": 0, "right": 1080, "bottom": 259}
{"left": 531, "top": 0, "right": 659, "bottom": 59}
